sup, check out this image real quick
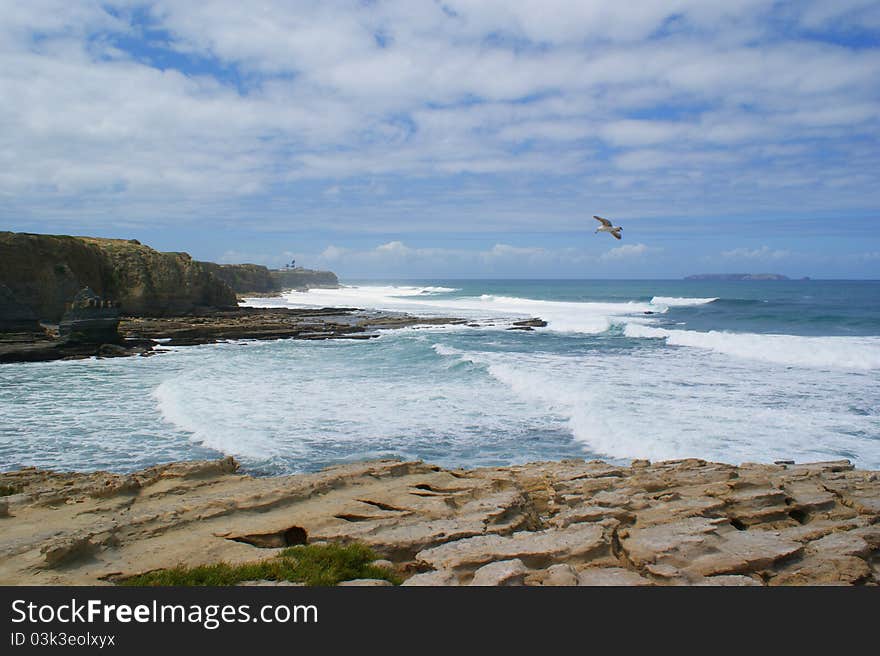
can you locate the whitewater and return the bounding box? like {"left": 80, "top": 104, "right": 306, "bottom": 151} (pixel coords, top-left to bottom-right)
{"left": 1, "top": 279, "right": 878, "bottom": 473}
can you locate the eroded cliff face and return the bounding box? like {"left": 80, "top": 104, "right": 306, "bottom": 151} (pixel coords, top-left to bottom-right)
{"left": 269, "top": 267, "right": 338, "bottom": 290}
{"left": 198, "top": 262, "right": 276, "bottom": 294}
{"left": 0, "top": 232, "right": 238, "bottom": 320}
{"left": 198, "top": 262, "right": 339, "bottom": 294}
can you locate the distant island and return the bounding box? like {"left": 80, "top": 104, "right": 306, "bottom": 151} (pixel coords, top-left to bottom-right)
{"left": 685, "top": 273, "right": 794, "bottom": 281}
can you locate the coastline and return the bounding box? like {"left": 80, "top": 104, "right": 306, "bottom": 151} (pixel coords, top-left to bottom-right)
{"left": 0, "top": 305, "right": 469, "bottom": 364}
{"left": 1, "top": 455, "right": 877, "bottom": 586}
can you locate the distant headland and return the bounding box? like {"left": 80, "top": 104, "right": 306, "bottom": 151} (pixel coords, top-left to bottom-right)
{"left": 684, "top": 273, "right": 803, "bottom": 281}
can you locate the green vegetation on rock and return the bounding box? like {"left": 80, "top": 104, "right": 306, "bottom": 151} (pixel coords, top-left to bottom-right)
{"left": 0, "top": 485, "right": 21, "bottom": 497}
{"left": 120, "top": 543, "right": 400, "bottom": 587}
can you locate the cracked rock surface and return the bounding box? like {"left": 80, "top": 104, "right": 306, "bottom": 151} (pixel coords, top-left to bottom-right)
{"left": 0, "top": 457, "right": 877, "bottom": 585}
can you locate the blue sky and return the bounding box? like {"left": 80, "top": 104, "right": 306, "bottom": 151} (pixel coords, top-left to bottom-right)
{"left": 1, "top": 1, "right": 879, "bottom": 278}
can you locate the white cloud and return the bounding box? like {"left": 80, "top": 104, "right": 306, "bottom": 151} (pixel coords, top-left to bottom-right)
{"left": 599, "top": 243, "right": 651, "bottom": 260}
{"left": 320, "top": 245, "right": 349, "bottom": 261}
{"left": 0, "top": 1, "right": 878, "bottom": 231}
{"left": 720, "top": 245, "right": 791, "bottom": 260}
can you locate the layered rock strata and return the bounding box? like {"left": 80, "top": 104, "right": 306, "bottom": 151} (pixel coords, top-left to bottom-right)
{"left": 0, "top": 457, "right": 876, "bottom": 586}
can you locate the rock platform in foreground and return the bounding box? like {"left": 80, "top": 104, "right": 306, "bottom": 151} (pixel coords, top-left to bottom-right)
{"left": 0, "top": 457, "right": 876, "bottom": 585}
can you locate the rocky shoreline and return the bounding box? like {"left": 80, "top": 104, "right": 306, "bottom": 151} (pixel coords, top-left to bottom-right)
{"left": 1, "top": 456, "right": 877, "bottom": 586}
{"left": 0, "top": 306, "right": 468, "bottom": 363}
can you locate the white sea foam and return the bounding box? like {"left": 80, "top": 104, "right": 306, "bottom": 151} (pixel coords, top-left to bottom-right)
{"left": 650, "top": 296, "right": 719, "bottom": 307}
{"left": 430, "top": 341, "right": 880, "bottom": 466}
{"left": 247, "top": 284, "right": 659, "bottom": 334}
{"left": 5, "top": 282, "right": 877, "bottom": 476}
{"left": 624, "top": 324, "right": 880, "bottom": 371}
{"left": 418, "top": 286, "right": 460, "bottom": 294}
{"left": 147, "top": 338, "right": 565, "bottom": 468}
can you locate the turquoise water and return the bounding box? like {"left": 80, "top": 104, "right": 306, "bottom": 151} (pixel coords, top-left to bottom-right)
{"left": 1, "top": 279, "right": 879, "bottom": 474}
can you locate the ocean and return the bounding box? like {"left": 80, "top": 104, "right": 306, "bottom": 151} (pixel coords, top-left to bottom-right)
{"left": 2, "top": 279, "right": 879, "bottom": 474}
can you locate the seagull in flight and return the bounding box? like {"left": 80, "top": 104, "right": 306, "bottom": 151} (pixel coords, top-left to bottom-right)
{"left": 593, "top": 215, "right": 623, "bottom": 240}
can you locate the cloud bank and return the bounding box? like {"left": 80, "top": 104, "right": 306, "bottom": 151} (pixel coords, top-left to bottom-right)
{"left": 1, "top": 1, "right": 878, "bottom": 231}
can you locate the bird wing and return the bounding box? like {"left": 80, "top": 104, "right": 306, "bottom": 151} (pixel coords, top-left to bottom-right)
{"left": 611, "top": 229, "right": 622, "bottom": 240}
{"left": 593, "top": 215, "right": 612, "bottom": 227}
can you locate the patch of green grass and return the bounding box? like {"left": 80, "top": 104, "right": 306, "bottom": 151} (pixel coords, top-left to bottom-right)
{"left": 120, "top": 542, "right": 401, "bottom": 587}
{"left": 0, "top": 485, "right": 21, "bottom": 497}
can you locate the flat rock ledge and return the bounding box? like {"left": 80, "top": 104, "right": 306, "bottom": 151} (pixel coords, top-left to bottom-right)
{"left": 0, "top": 457, "right": 877, "bottom": 586}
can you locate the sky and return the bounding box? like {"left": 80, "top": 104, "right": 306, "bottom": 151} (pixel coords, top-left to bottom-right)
{"left": 1, "top": 1, "right": 879, "bottom": 279}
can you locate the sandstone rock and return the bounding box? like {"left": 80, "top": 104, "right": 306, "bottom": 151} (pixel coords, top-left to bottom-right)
{"left": 370, "top": 559, "right": 395, "bottom": 570}
{"left": 535, "top": 563, "right": 579, "bottom": 586}
{"left": 548, "top": 505, "right": 632, "bottom": 528}
{"left": 645, "top": 563, "right": 681, "bottom": 579}
{"left": 237, "top": 580, "right": 305, "bottom": 586}
{"left": 338, "top": 579, "right": 393, "bottom": 586}
{"left": 695, "top": 575, "right": 762, "bottom": 586}
{"left": 686, "top": 529, "right": 803, "bottom": 577}
{"left": 849, "top": 525, "right": 880, "bottom": 549}
{"left": 0, "top": 456, "right": 875, "bottom": 586}
{"left": 806, "top": 531, "right": 871, "bottom": 558}
{"left": 778, "top": 517, "right": 869, "bottom": 544}
{"left": 41, "top": 536, "right": 98, "bottom": 568}
{"left": 783, "top": 482, "right": 836, "bottom": 513}
{"left": 770, "top": 556, "right": 871, "bottom": 585}
{"left": 329, "top": 519, "right": 488, "bottom": 561}
{"left": 470, "top": 559, "right": 528, "bottom": 586}
{"left": 621, "top": 517, "right": 803, "bottom": 579}
{"left": 633, "top": 496, "right": 726, "bottom": 527}
{"left": 577, "top": 567, "right": 652, "bottom": 586}
{"left": 0, "top": 500, "right": 8, "bottom": 518}
{"left": 401, "top": 570, "right": 459, "bottom": 586}
{"left": 416, "top": 523, "right": 609, "bottom": 572}
{"left": 722, "top": 487, "right": 791, "bottom": 526}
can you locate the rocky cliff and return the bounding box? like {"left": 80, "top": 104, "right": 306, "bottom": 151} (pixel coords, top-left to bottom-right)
{"left": 269, "top": 267, "right": 338, "bottom": 290}
{"left": 198, "top": 262, "right": 276, "bottom": 294}
{"left": 199, "top": 262, "right": 339, "bottom": 294}
{"left": 0, "top": 232, "right": 238, "bottom": 321}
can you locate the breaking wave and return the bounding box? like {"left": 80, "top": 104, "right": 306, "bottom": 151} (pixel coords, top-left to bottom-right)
{"left": 650, "top": 296, "right": 719, "bottom": 307}
{"left": 624, "top": 324, "right": 880, "bottom": 371}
